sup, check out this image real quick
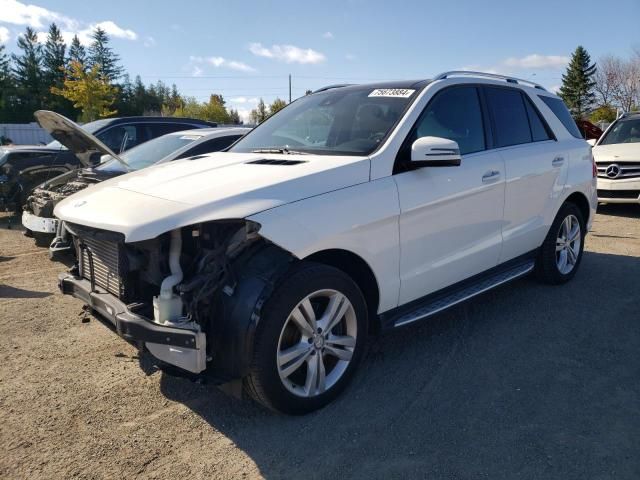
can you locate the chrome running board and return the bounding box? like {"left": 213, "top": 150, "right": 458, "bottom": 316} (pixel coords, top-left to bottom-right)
{"left": 393, "top": 260, "right": 535, "bottom": 328}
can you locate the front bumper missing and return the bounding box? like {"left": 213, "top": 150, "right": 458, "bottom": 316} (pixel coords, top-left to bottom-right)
{"left": 22, "top": 211, "right": 58, "bottom": 233}
{"left": 59, "top": 273, "right": 207, "bottom": 373}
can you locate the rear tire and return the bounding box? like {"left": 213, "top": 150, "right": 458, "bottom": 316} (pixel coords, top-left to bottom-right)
{"left": 245, "top": 262, "right": 368, "bottom": 415}
{"left": 535, "top": 202, "right": 585, "bottom": 284}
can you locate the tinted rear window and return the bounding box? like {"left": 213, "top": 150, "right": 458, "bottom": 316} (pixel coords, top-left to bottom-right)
{"left": 538, "top": 96, "right": 582, "bottom": 139}
{"left": 524, "top": 97, "right": 553, "bottom": 142}
{"left": 485, "top": 87, "right": 531, "bottom": 147}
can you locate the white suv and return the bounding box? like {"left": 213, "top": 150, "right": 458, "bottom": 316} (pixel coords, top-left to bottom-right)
{"left": 591, "top": 112, "right": 640, "bottom": 203}
{"left": 55, "top": 72, "right": 597, "bottom": 414}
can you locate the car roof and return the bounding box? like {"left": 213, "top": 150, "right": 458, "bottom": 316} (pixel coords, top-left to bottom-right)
{"left": 99, "top": 116, "right": 217, "bottom": 127}
{"left": 166, "top": 127, "right": 251, "bottom": 138}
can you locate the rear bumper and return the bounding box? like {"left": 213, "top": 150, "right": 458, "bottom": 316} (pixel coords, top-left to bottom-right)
{"left": 58, "top": 273, "right": 207, "bottom": 373}
{"left": 22, "top": 211, "right": 58, "bottom": 233}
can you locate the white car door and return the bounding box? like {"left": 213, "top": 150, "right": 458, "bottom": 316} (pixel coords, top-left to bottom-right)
{"left": 393, "top": 85, "right": 506, "bottom": 305}
{"left": 482, "top": 87, "right": 568, "bottom": 262}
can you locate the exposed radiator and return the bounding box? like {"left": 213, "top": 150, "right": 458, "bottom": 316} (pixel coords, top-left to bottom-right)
{"left": 79, "top": 237, "right": 123, "bottom": 298}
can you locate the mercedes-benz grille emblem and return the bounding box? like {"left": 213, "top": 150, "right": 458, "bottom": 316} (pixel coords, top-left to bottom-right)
{"left": 605, "top": 164, "right": 621, "bottom": 179}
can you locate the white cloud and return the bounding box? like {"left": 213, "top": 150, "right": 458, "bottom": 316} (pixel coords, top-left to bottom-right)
{"left": 191, "top": 66, "right": 203, "bottom": 77}
{"left": 322, "top": 31, "right": 333, "bottom": 39}
{"left": 1, "top": 1, "right": 137, "bottom": 46}
{"left": 0, "top": 0, "right": 71, "bottom": 28}
{"left": 503, "top": 54, "right": 569, "bottom": 69}
{"left": 190, "top": 55, "right": 255, "bottom": 73}
{"left": 0, "top": 26, "right": 9, "bottom": 43}
{"left": 249, "top": 42, "right": 326, "bottom": 64}
{"left": 345, "top": 53, "right": 356, "bottom": 61}
{"left": 91, "top": 20, "right": 136, "bottom": 41}
{"left": 229, "top": 96, "right": 259, "bottom": 104}
{"left": 143, "top": 36, "right": 156, "bottom": 47}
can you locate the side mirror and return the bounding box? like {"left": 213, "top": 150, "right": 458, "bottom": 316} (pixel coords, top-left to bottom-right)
{"left": 586, "top": 138, "right": 597, "bottom": 147}
{"left": 411, "top": 136, "right": 461, "bottom": 167}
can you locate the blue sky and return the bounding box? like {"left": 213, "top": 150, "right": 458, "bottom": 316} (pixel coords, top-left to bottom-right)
{"left": 1, "top": 0, "right": 639, "bottom": 121}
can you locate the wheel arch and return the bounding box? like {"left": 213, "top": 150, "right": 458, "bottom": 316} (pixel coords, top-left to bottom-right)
{"left": 562, "top": 191, "right": 591, "bottom": 226}
{"left": 303, "top": 248, "right": 381, "bottom": 333}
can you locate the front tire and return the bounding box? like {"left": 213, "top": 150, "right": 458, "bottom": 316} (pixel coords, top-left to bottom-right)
{"left": 535, "top": 202, "right": 585, "bottom": 284}
{"left": 245, "top": 263, "right": 368, "bottom": 414}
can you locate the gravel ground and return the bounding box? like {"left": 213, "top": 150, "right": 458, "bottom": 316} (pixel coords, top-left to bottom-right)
{"left": 0, "top": 206, "right": 639, "bottom": 480}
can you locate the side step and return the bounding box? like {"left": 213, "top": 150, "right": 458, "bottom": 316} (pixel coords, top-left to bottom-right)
{"left": 391, "top": 260, "right": 535, "bottom": 328}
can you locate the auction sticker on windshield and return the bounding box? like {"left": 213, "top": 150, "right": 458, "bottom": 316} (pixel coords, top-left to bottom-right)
{"left": 368, "top": 89, "right": 415, "bottom": 98}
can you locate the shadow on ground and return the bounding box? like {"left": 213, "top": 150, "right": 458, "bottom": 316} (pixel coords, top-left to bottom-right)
{"left": 0, "top": 284, "right": 52, "bottom": 299}
{"left": 156, "top": 251, "right": 640, "bottom": 479}
{"left": 597, "top": 204, "right": 639, "bottom": 219}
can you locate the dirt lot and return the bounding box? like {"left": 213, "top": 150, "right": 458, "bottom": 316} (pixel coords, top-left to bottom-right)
{"left": 1, "top": 206, "right": 639, "bottom": 480}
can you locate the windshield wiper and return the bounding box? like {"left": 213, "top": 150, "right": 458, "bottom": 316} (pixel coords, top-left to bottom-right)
{"left": 251, "top": 147, "right": 310, "bottom": 155}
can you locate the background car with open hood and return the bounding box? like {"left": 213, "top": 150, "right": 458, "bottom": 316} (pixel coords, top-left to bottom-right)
{"left": 0, "top": 113, "right": 217, "bottom": 213}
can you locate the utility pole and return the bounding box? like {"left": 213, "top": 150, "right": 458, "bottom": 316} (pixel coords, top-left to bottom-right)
{"left": 288, "top": 74, "right": 292, "bottom": 103}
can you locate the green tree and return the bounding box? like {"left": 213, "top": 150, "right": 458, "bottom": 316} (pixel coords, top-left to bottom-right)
{"left": 589, "top": 105, "right": 617, "bottom": 124}
{"left": 67, "top": 34, "right": 86, "bottom": 66}
{"left": 88, "top": 27, "right": 123, "bottom": 82}
{"left": 0, "top": 44, "right": 15, "bottom": 121}
{"left": 228, "top": 108, "right": 241, "bottom": 124}
{"left": 43, "top": 23, "right": 74, "bottom": 116}
{"left": 269, "top": 98, "right": 287, "bottom": 116}
{"left": 11, "top": 27, "right": 44, "bottom": 121}
{"left": 250, "top": 98, "right": 268, "bottom": 124}
{"left": 559, "top": 46, "right": 597, "bottom": 119}
{"left": 52, "top": 61, "right": 117, "bottom": 121}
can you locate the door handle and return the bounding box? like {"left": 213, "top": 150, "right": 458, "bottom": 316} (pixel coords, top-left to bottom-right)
{"left": 552, "top": 156, "right": 565, "bottom": 167}
{"left": 482, "top": 170, "right": 501, "bottom": 183}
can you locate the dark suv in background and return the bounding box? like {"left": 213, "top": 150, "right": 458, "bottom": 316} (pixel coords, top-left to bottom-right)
{"left": 0, "top": 116, "right": 217, "bottom": 212}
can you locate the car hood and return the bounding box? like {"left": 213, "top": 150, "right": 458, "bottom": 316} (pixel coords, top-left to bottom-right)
{"left": 54, "top": 152, "right": 370, "bottom": 242}
{"left": 592, "top": 143, "right": 640, "bottom": 163}
{"left": 34, "top": 110, "right": 130, "bottom": 169}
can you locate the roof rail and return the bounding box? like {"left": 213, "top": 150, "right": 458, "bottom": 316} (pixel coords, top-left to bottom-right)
{"left": 434, "top": 71, "right": 547, "bottom": 91}
{"left": 312, "top": 83, "right": 354, "bottom": 94}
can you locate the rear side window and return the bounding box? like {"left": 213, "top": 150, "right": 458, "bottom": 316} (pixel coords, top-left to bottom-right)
{"left": 524, "top": 97, "right": 553, "bottom": 142}
{"left": 148, "top": 123, "right": 197, "bottom": 138}
{"left": 485, "top": 87, "right": 531, "bottom": 147}
{"left": 538, "top": 96, "right": 583, "bottom": 139}
{"left": 413, "top": 86, "right": 485, "bottom": 155}
{"left": 177, "top": 135, "right": 242, "bottom": 158}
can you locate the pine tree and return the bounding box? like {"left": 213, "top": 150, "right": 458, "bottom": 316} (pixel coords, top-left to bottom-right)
{"left": 228, "top": 108, "right": 241, "bottom": 124}
{"left": 0, "top": 44, "right": 15, "bottom": 121}
{"left": 67, "top": 35, "right": 86, "bottom": 66}
{"left": 88, "top": 27, "right": 123, "bottom": 82}
{"left": 558, "top": 46, "right": 597, "bottom": 119}
{"left": 43, "top": 23, "right": 74, "bottom": 115}
{"left": 11, "top": 27, "right": 44, "bottom": 121}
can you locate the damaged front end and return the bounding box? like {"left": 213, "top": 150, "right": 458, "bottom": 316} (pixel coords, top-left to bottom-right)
{"left": 59, "top": 220, "right": 293, "bottom": 378}
{"left": 24, "top": 169, "right": 117, "bottom": 249}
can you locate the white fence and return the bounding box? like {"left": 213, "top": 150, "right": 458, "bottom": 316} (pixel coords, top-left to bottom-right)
{"left": 0, "top": 123, "right": 53, "bottom": 145}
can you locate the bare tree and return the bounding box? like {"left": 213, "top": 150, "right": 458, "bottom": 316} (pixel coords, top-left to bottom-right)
{"left": 594, "top": 55, "right": 621, "bottom": 107}
{"left": 612, "top": 57, "right": 640, "bottom": 112}
{"left": 594, "top": 53, "right": 640, "bottom": 113}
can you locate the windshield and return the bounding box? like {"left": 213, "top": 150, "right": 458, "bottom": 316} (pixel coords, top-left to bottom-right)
{"left": 97, "top": 133, "right": 203, "bottom": 172}
{"left": 45, "top": 118, "right": 113, "bottom": 149}
{"left": 229, "top": 86, "right": 420, "bottom": 156}
{"left": 600, "top": 118, "right": 640, "bottom": 145}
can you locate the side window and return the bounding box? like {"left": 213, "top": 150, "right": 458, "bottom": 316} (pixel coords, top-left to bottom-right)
{"left": 176, "top": 136, "right": 242, "bottom": 158}
{"left": 538, "top": 96, "right": 583, "bottom": 139}
{"left": 412, "top": 86, "right": 485, "bottom": 155}
{"left": 148, "top": 123, "right": 195, "bottom": 138}
{"left": 524, "top": 96, "right": 553, "bottom": 142}
{"left": 485, "top": 87, "right": 531, "bottom": 147}
{"left": 96, "top": 125, "right": 137, "bottom": 153}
